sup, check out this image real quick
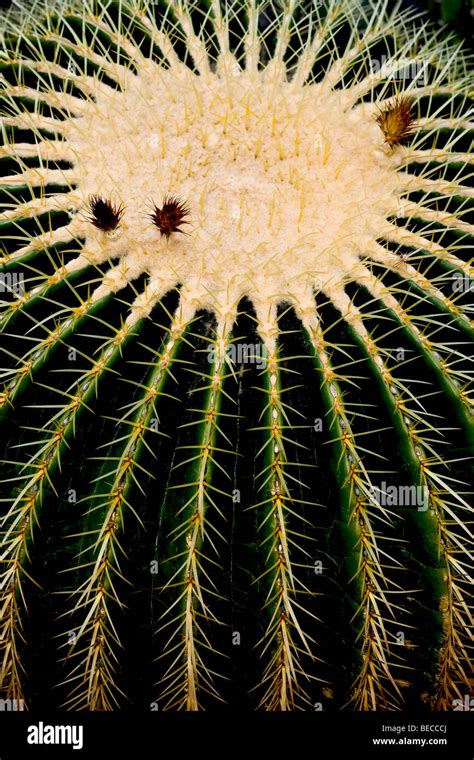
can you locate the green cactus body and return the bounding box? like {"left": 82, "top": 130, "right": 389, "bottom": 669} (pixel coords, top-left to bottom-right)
{"left": 0, "top": 0, "right": 472, "bottom": 711}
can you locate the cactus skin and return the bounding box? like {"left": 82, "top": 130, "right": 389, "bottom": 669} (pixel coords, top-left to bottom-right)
{"left": 0, "top": 0, "right": 472, "bottom": 712}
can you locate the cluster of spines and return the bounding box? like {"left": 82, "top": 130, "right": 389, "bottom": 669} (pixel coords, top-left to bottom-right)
{"left": 301, "top": 310, "right": 407, "bottom": 709}
{"left": 58, "top": 316, "right": 185, "bottom": 709}
{"left": 251, "top": 336, "right": 320, "bottom": 710}
{"left": 155, "top": 322, "right": 237, "bottom": 710}
{"left": 332, "top": 302, "right": 472, "bottom": 709}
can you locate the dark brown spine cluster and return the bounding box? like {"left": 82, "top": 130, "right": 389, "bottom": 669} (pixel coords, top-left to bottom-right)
{"left": 87, "top": 195, "right": 125, "bottom": 232}
{"left": 149, "top": 194, "right": 190, "bottom": 239}
{"left": 376, "top": 96, "right": 415, "bottom": 148}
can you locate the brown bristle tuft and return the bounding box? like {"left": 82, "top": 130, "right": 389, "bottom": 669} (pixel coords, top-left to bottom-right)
{"left": 375, "top": 96, "right": 415, "bottom": 148}
{"left": 87, "top": 195, "right": 125, "bottom": 232}
{"left": 149, "top": 194, "right": 190, "bottom": 239}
